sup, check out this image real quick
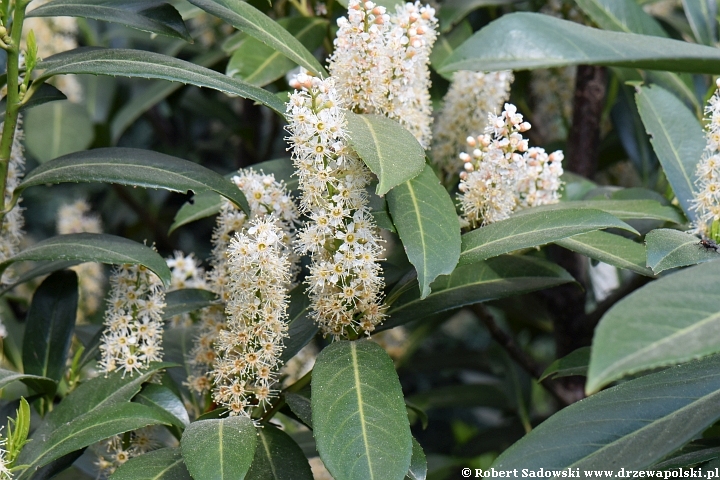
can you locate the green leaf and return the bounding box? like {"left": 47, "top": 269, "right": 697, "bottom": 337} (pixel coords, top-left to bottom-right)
{"left": 110, "top": 447, "right": 191, "bottom": 480}
{"left": 280, "top": 286, "right": 318, "bottom": 363}
{"left": 246, "top": 426, "right": 314, "bottom": 480}
{"left": 285, "top": 392, "right": 312, "bottom": 428}
{"left": 493, "top": 354, "right": 720, "bottom": 473}
{"left": 19, "top": 147, "right": 250, "bottom": 214}
{"left": 181, "top": 416, "right": 257, "bottom": 480}
{"left": 312, "top": 340, "right": 412, "bottom": 480}
{"left": 439, "top": 12, "right": 720, "bottom": 74}
{"left": 168, "top": 157, "right": 296, "bottom": 234}
{"left": 111, "top": 50, "right": 224, "bottom": 143}
{"left": 22, "top": 271, "right": 78, "bottom": 384}
{"left": 438, "top": 0, "right": 521, "bottom": 33}
{"left": 0, "top": 368, "right": 55, "bottom": 393}
{"left": 683, "top": 0, "right": 717, "bottom": 46}
{"left": 345, "top": 114, "right": 426, "bottom": 195}
{"left": 24, "top": 101, "right": 94, "bottom": 163}
{"left": 0, "top": 83, "right": 67, "bottom": 118}
{"left": 135, "top": 383, "right": 190, "bottom": 429}
{"left": 555, "top": 230, "right": 654, "bottom": 277}
{"left": 387, "top": 164, "right": 460, "bottom": 299}
{"left": 539, "top": 347, "right": 590, "bottom": 382}
{"left": 430, "top": 21, "right": 473, "bottom": 74}
{"left": 185, "top": 0, "right": 326, "bottom": 77}
{"left": 405, "top": 438, "right": 427, "bottom": 480}
{"left": 79, "top": 75, "right": 118, "bottom": 123}
{"left": 36, "top": 48, "right": 286, "bottom": 116}
{"left": 517, "top": 199, "right": 685, "bottom": 224}
{"left": 587, "top": 261, "right": 720, "bottom": 393}
{"left": 0, "top": 259, "right": 80, "bottom": 295}
{"left": 27, "top": 0, "right": 193, "bottom": 42}
{"left": 645, "top": 228, "right": 719, "bottom": 273}
{"left": 17, "top": 403, "right": 173, "bottom": 478}
{"left": 575, "top": 0, "right": 668, "bottom": 36}
{"left": 0, "top": 233, "right": 172, "bottom": 286}
{"left": 459, "top": 208, "right": 637, "bottom": 266}
{"left": 227, "top": 17, "right": 328, "bottom": 87}
{"left": 162, "top": 289, "right": 218, "bottom": 320}
{"left": 636, "top": 85, "right": 703, "bottom": 221}
{"left": 385, "top": 256, "right": 573, "bottom": 329}
{"left": 408, "top": 384, "right": 509, "bottom": 411}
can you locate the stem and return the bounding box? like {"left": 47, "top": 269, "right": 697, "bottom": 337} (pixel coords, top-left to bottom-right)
{"left": 0, "top": 0, "right": 28, "bottom": 222}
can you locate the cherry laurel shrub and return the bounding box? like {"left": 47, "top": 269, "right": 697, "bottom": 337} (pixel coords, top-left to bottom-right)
{"left": 1, "top": 0, "right": 720, "bottom": 478}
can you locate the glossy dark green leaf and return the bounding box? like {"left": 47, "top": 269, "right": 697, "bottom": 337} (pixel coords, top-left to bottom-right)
{"left": 27, "top": 0, "right": 192, "bottom": 42}
{"left": 587, "top": 261, "right": 720, "bottom": 393}
{"left": 575, "top": 0, "right": 667, "bottom": 36}
{"left": 162, "top": 289, "right": 218, "bottom": 320}
{"left": 387, "top": 164, "right": 460, "bottom": 299}
{"left": 0, "top": 233, "right": 171, "bottom": 286}
{"left": 18, "top": 403, "right": 174, "bottom": 479}
{"left": 0, "top": 260, "right": 80, "bottom": 295}
{"left": 645, "top": 228, "right": 719, "bottom": 273}
{"left": 24, "top": 101, "right": 94, "bottom": 163}
{"left": 36, "top": 48, "right": 286, "bottom": 115}
{"left": 185, "top": 0, "right": 326, "bottom": 77}
{"left": 459, "top": 208, "right": 637, "bottom": 266}
{"left": 280, "top": 286, "right": 318, "bottom": 363}
{"left": 18, "top": 147, "right": 249, "bottom": 215}
{"left": 312, "top": 340, "right": 412, "bottom": 480}
{"left": 652, "top": 445, "right": 720, "bottom": 469}
{"left": 636, "top": 85, "right": 703, "bottom": 221}
{"left": 345, "top": 114, "right": 426, "bottom": 195}
{"left": 683, "top": 0, "right": 717, "bottom": 45}
{"left": 246, "top": 426, "right": 314, "bottom": 480}
{"left": 555, "top": 230, "right": 654, "bottom": 277}
{"left": 493, "top": 354, "right": 720, "bottom": 473}
{"left": 539, "top": 347, "right": 590, "bottom": 382}
{"left": 135, "top": 383, "right": 190, "bottom": 428}
{"left": 385, "top": 256, "right": 573, "bottom": 328}
{"left": 0, "top": 83, "right": 67, "bottom": 118}
{"left": 516, "top": 199, "right": 684, "bottom": 224}
{"left": 438, "top": 0, "right": 521, "bottom": 33}
{"left": 22, "top": 271, "right": 78, "bottom": 384}
{"left": 430, "top": 21, "right": 473, "bottom": 74}
{"left": 285, "top": 392, "right": 312, "bottom": 428}
{"left": 405, "top": 438, "right": 427, "bottom": 480}
{"left": 111, "top": 50, "right": 224, "bottom": 143}
{"left": 79, "top": 74, "right": 117, "bottom": 123}
{"left": 439, "top": 12, "right": 720, "bottom": 74}
{"left": 227, "top": 17, "right": 327, "bottom": 87}
{"left": 110, "top": 447, "right": 191, "bottom": 480}
{"left": 645, "top": 70, "right": 701, "bottom": 118}
{"left": 0, "top": 368, "right": 55, "bottom": 393}
{"left": 181, "top": 416, "right": 257, "bottom": 480}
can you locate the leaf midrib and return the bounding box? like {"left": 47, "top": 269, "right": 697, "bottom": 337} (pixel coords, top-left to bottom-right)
{"left": 351, "top": 343, "right": 374, "bottom": 479}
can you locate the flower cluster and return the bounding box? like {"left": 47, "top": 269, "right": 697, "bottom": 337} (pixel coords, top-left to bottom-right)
{"left": 211, "top": 217, "right": 291, "bottom": 417}
{"left": 0, "top": 432, "right": 9, "bottom": 480}
{"left": 98, "top": 264, "right": 166, "bottom": 376}
{"left": 56, "top": 199, "right": 105, "bottom": 322}
{"left": 431, "top": 70, "right": 514, "bottom": 183}
{"left": 286, "top": 74, "right": 386, "bottom": 338}
{"left": 459, "top": 104, "right": 564, "bottom": 226}
{"left": 94, "top": 427, "right": 161, "bottom": 478}
{"left": 691, "top": 79, "right": 720, "bottom": 238}
{"left": 0, "top": 119, "right": 26, "bottom": 285}
{"left": 327, "top": 0, "right": 438, "bottom": 147}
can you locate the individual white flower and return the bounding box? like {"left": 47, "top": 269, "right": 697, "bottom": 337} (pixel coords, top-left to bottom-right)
{"left": 286, "top": 75, "right": 386, "bottom": 339}
{"left": 211, "top": 217, "right": 291, "bottom": 418}
{"left": 431, "top": 70, "right": 514, "bottom": 183}
{"left": 0, "top": 118, "right": 25, "bottom": 285}
{"left": 458, "top": 103, "right": 563, "bottom": 226}
{"left": 691, "top": 78, "right": 720, "bottom": 237}
{"left": 98, "top": 264, "right": 165, "bottom": 376}
{"left": 57, "top": 199, "right": 105, "bottom": 322}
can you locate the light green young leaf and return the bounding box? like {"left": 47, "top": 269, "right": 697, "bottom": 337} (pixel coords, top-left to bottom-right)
{"left": 0, "top": 233, "right": 172, "bottom": 286}
{"left": 185, "top": 0, "right": 326, "bottom": 77}
{"left": 555, "top": 230, "right": 654, "bottom": 277}
{"left": 27, "top": 0, "right": 193, "bottom": 42}
{"left": 493, "top": 354, "right": 720, "bottom": 473}
{"left": 110, "top": 447, "right": 191, "bottom": 480}
{"left": 439, "top": 12, "right": 720, "bottom": 74}
{"left": 636, "top": 85, "right": 703, "bottom": 222}
{"left": 587, "top": 261, "right": 720, "bottom": 393}
{"left": 387, "top": 165, "right": 460, "bottom": 299}
{"left": 459, "top": 208, "right": 638, "bottom": 266}
{"left": 181, "top": 416, "right": 257, "bottom": 480}
{"left": 345, "top": 113, "right": 426, "bottom": 195}
{"left": 18, "top": 147, "right": 249, "bottom": 215}
{"left": 312, "top": 340, "right": 412, "bottom": 480}
{"left": 645, "top": 228, "right": 719, "bottom": 273}
{"left": 36, "top": 48, "right": 286, "bottom": 116}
